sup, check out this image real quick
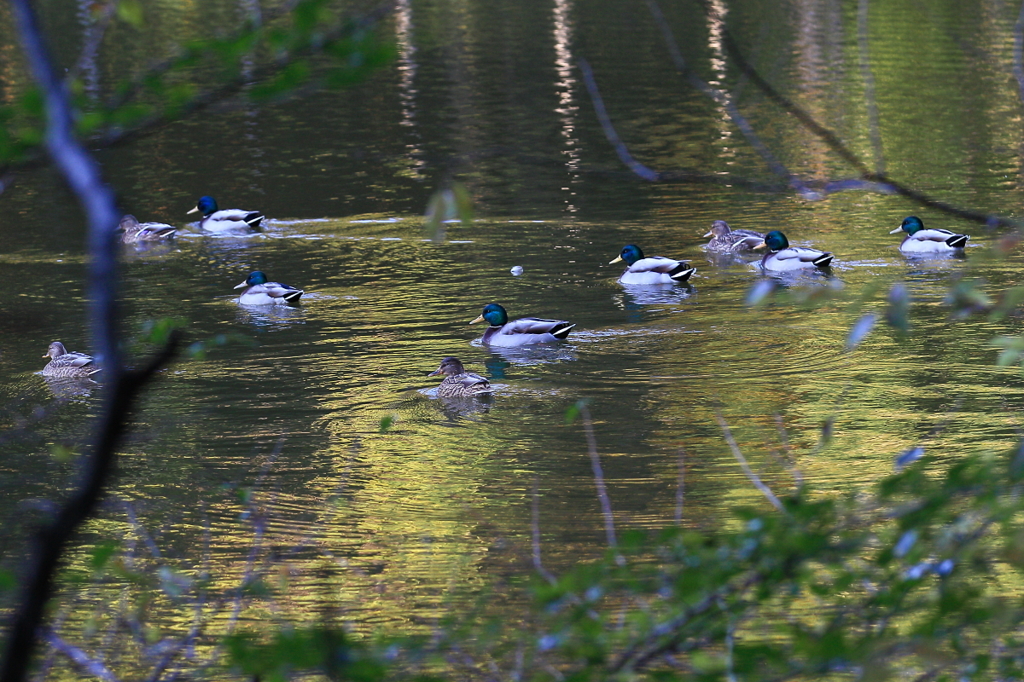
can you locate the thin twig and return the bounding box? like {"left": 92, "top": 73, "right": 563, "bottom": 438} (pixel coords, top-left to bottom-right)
{"left": 2, "top": 2, "right": 181, "bottom": 678}
{"left": 531, "top": 479, "right": 557, "bottom": 584}
{"left": 715, "top": 413, "right": 784, "bottom": 512}
{"left": 578, "top": 404, "right": 622, "bottom": 561}
{"left": 577, "top": 60, "right": 659, "bottom": 181}
{"left": 43, "top": 631, "right": 120, "bottom": 682}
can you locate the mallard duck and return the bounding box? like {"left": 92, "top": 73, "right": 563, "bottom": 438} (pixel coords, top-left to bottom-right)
{"left": 610, "top": 244, "right": 695, "bottom": 284}
{"left": 234, "top": 271, "right": 303, "bottom": 305}
{"left": 119, "top": 214, "right": 176, "bottom": 244}
{"left": 890, "top": 216, "right": 969, "bottom": 253}
{"left": 428, "top": 357, "right": 493, "bottom": 397}
{"left": 42, "top": 341, "right": 101, "bottom": 378}
{"left": 187, "top": 196, "right": 264, "bottom": 232}
{"left": 470, "top": 303, "right": 575, "bottom": 347}
{"left": 703, "top": 220, "right": 764, "bottom": 253}
{"left": 756, "top": 230, "right": 834, "bottom": 271}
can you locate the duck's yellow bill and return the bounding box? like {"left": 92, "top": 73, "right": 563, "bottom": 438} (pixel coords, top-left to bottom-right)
{"left": 187, "top": 206, "right": 200, "bottom": 215}
{"left": 470, "top": 315, "right": 485, "bottom": 324}
{"left": 889, "top": 227, "right": 904, "bottom": 234}
{"left": 752, "top": 241, "right": 767, "bottom": 250}
{"left": 234, "top": 280, "right": 248, "bottom": 289}
{"left": 702, "top": 231, "right": 713, "bottom": 238}
{"left": 609, "top": 255, "right": 623, "bottom": 264}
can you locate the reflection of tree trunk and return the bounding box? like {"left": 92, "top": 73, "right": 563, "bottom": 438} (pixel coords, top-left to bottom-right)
{"left": 443, "top": 0, "right": 479, "bottom": 183}
{"left": 706, "top": 0, "right": 736, "bottom": 166}
{"left": 792, "top": 0, "right": 845, "bottom": 180}
{"left": 553, "top": 0, "right": 581, "bottom": 219}
{"left": 0, "top": 2, "right": 22, "bottom": 106}
{"left": 239, "top": 0, "right": 265, "bottom": 198}
{"left": 395, "top": 0, "right": 426, "bottom": 177}
{"left": 75, "top": 0, "right": 100, "bottom": 102}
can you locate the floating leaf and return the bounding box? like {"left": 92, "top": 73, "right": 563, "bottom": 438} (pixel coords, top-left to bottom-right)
{"left": 845, "top": 312, "right": 877, "bottom": 351}
{"left": 885, "top": 282, "right": 910, "bottom": 333}
{"left": 379, "top": 415, "right": 394, "bottom": 433}
{"left": 158, "top": 566, "right": 193, "bottom": 599}
{"left": 893, "top": 529, "right": 918, "bottom": 558}
{"left": 895, "top": 446, "right": 924, "bottom": 471}
{"left": 745, "top": 279, "right": 776, "bottom": 306}
{"left": 564, "top": 399, "right": 591, "bottom": 426}
{"left": 116, "top": 0, "right": 144, "bottom": 27}
{"left": 90, "top": 540, "right": 121, "bottom": 572}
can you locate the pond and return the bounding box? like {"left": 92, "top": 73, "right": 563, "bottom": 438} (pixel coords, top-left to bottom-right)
{"left": 2, "top": 0, "right": 1024, "bottom": 654}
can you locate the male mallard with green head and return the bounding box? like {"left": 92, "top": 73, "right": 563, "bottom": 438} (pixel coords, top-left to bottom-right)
{"left": 756, "top": 230, "right": 834, "bottom": 271}
{"left": 610, "top": 244, "right": 695, "bottom": 284}
{"left": 890, "top": 216, "right": 969, "bottom": 254}
{"left": 188, "top": 196, "right": 264, "bottom": 233}
{"left": 470, "top": 303, "right": 575, "bottom": 347}
{"left": 234, "top": 271, "right": 304, "bottom": 305}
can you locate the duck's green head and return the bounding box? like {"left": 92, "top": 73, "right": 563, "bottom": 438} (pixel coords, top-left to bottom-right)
{"left": 235, "top": 270, "right": 268, "bottom": 289}
{"left": 189, "top": 196, "right": 219, "bottom": 217}
{"left": 470, "top": 303, "right": 508, "bottom": 327}
{"left": 892, "top": 216, "right": 924, "bottom": 236}
{"left": 610, "top": 244, "right": 644, "bottom": 266}
{"left": 763, "top": 230, "right": 790, "bottom": 252}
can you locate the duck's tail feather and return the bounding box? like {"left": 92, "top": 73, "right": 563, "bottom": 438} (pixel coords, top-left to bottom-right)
{"left": 245, "top": 212, "right": 265, "bottom": 228}
{"left": 551, "top": 323, "right": 576, "bottom": 340}
{"left": 669, "top": 265, "right": 696, "bottom": 282}
{"left": 945, "top": 234, "right": 969, "bottom": 249}
{"left": 813, "top": 252, "right": 834, "bottom": 267}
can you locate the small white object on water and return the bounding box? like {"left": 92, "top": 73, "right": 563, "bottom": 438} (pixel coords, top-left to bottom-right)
{"left": 510, "top": 266, "right": 524, "bottom": 276}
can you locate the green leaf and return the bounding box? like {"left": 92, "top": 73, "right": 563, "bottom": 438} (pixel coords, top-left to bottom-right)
{"left": 90, "top": 540, "right": 121, "bottom": 572}
{"left": 116, "top": 0, "right": 144, "bottom": 27}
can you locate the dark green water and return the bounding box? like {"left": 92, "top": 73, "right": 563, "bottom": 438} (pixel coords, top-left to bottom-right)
{"left": 2, "top": 0, "right": 1024, "bottom": 640}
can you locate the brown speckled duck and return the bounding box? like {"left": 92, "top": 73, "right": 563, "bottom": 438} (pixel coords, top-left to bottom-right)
{"left": 428, "top": 357, "right": 493, "bottom": 397}
{"left": 42, "top": 342, "right": 101, "bottom": 378}
{"left": 703, "top": 220, "right": 764, "bottom": 253}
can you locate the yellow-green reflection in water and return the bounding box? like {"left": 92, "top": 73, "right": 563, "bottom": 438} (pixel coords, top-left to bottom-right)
{"left": 2, "top": 0, "right": 1024, "bottom": 652}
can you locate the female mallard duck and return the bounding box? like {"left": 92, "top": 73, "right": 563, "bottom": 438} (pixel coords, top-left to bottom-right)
{"left": 470, "top": 303, "right": 575, "bottom": 347}
{"left": 119, "top": 214, "right": 176, "bottom": 243}
{"left": 757, "top": 230, "right": 834, "bottom": 271}
{"left": 187, "top": 196, "right": 264, "bottom": 233}
{"left": 610, "top": 244, "right": 695, "bottom": 284}
{"left": 703, "top": 220, "right": 764, "bottom": 253}
{"left": 890, "top": 216, "right": 969, "bottom": 253}
{"left": 234, "top": 271, "right": 304, "bottom": 305}
{"left": 428, "top": 357, "right": 493, "bottom": 397}
{"left": 42, "top": 341, "right": 101, "bottom": 378}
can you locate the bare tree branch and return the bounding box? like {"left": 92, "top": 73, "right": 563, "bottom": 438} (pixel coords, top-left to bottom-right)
{"left": 42, "top": 631, "right": 120, "bottom": 682}
{"left": 577, "top": 404, "right": 621, "bottom": 561}
{"left": 715, "top": 413, "right": 784, "bottom": 513}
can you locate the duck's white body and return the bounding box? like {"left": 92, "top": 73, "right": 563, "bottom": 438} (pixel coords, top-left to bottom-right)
{"left": 234, "top": 272, "right": 303, "bottom": 305}
{"left": 198, "top": 209, "right": 264, "bottom": 233}
{"left": 236, "top": 282, "right": 303, "bottom": 305}
{"left": 895, "top": 229, "right": 969, "bottom": 253}
{"left": 480, "top": 318, "right": 576, "bottom": 347}
{"left": 618, "top": 257, "right": 696, "bottom": 284}
{"left": 761, "top": 247, "right": 834, "bottom": 271}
